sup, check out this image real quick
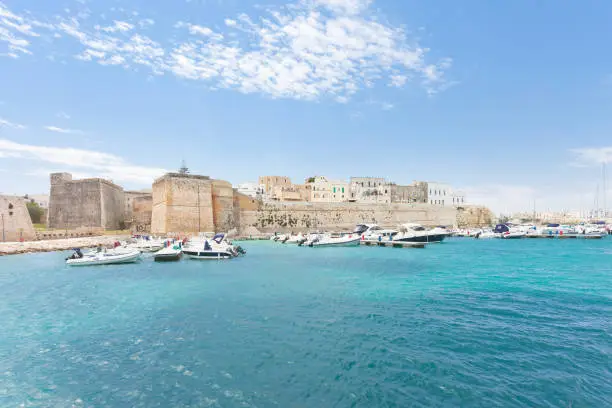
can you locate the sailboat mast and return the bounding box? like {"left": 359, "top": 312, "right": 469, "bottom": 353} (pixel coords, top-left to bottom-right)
{"left": 603, "top": 162, "right": 607, "bottom": 218}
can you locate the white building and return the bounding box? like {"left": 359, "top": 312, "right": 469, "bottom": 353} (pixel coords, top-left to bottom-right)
{"left": 452, "top": 190, "right": 466, "bottom": 206}
{"left": 427, "top": 182, "right": 453, "bottom": 206}
{"left": 236, "top": 182, "right": 265, "bottom": 199}
{"left": 310, "top": 176, "right": 349, "bottom": 202}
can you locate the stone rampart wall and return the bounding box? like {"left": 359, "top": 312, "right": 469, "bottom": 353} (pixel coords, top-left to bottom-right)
{"left": 131, "top": 196, "right": 152, "bottom": 233}
{"left": 48, "top": 179, "right": 103, "bottom": 229}
{"left": 151, "top": 175, "right": 214, "bottom": 234}
{"left": 238, "top": 202, "right": 458, "bottom": 233}
{"left": 100, "top": 181, "right": 125, "bottom": 230}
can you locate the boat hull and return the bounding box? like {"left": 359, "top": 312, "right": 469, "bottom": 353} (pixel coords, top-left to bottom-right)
{"left": 311, "top": 238, "right": 362, "bottom": 247}
{"left": 183, "top": 250, "right": 233, "bottom": 260}
{"left": 66, "top": 251, "right": 141, "bottom": 266}
{"left": 154, "top": 253, "right": 182, "bottom": 262}
{"left": 394, "top": 234, "right": 448, "bottom": 243}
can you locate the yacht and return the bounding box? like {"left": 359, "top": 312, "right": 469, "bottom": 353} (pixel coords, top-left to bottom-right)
{"left": 309, "top": 232, "right": 361, "bottom": 247}
{"left": 392, "top": 223, "right": 449, "bottom": 243}
{"left": 494, "top": 224, "right": 526, "bottom": 239}
{"left": 183, "top": 233, "right": 243, "bottom": 260}
{"left": 285, "top": 232, "right": 305, "bottom": 244}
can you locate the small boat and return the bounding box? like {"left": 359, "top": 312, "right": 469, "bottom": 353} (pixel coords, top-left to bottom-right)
{"left": 154, "top": 244, "right": 182, "bottom": 262}
{"left": 66, "top": 248, "right": 141, "bottom": 266}
{"left": 474, "top": 230, "right": 498, "bottom": 239}
{"left": 494, "top": 224, "right": 526, "bottom": 239}
{"left": 183, "top": 233, "right": 241, "bottom": 260}
{"left": 310, "top": 232, "right": 361, "bottom": 247}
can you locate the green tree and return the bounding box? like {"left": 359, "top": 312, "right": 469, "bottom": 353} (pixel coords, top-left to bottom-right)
{"left": 26, "top": 201, "right": 44, "bottom": 224}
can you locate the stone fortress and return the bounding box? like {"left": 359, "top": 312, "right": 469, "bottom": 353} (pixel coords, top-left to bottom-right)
{"left": 48, "top": 173, "right": 125, "bottom": 230}
{"left": 41, "top": 170, "right": 492, "bottom": 238}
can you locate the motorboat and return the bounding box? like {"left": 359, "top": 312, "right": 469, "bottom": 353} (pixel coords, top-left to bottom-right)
{"left": 66, "top": 248, "right": 141, "bottom": 266}
{"left": 153, "top": 243, "right": 182, "bottom": 262}
{"left": 310, "top": 232, "right": 361, "bottom": 247}
{"left": 474, "top": 229, "right": 498, "bottom": 239}
{"left": 301, "top": 232, "right": 325, "bottom": 247}
{"left": 494, "top": 224, "right": 526, "bottom": 239}
{"left": 392, "top": 223, "right": 449, "bottom": 243}
{"left": 126, "top": 236, "right": 165, "bottom": 252}
{"left": 285, "top": 233, "right": 305, "bottom": 244}
{"left": 183, "top": 233, "right": 244, "bottom": 260}
{"left": 363, "top": 228, "right": 399, "bottom": 242}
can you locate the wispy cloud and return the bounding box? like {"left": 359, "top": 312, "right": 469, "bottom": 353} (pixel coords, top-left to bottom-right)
{"left": 0, "top": 117, "right": 26, "bottom": 129}
{"left": 464, "top": 184, "right": 537, "bottom": 215}
{"left": 0, "top": 139, "right": 167, "bottom": 184}
{"left": 570, "top": 147, "right": 612, "bottom": 166}
{"left": 0, "top": 2, "right": 41, "bottom": 58}
{"left": 56, "top": 111, "right": 71, "bottom": 119}
{"left": 1, "top": 0, "right": 453, "bottom": 101}
{"left": 44, "top": 125, "right": 84, "bottom": 134}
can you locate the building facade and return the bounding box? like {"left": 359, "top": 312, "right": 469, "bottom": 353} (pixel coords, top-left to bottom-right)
{"left": 258, "top": 176, "right": 291, "bottom": 195}
{"left": 427, "top": 182, "right": 453, "bottom": 206}
{"left": 124, "top": 190, "right": 152, "bottom": 228}
{"left": 309, "top": 176, "right": 349, "bottom": 202}
{"left": 48, "top": 173, "right": 125, "bottom": 230}
{"left": 0, "top": 195, "right": 36, "bottom": 241}
{"left": 236, "top": 182, "right": 264, "bottom": 199}
{"left": 349, "top": 177, "right": 391, "bottom": 203}
{"left": 390, "top": 182, "right": 428, "bottom": 204}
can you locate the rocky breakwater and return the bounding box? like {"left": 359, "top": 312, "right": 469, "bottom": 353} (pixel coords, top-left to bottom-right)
{"left": 0, "top": 235, "right": 130, "bottom": 256}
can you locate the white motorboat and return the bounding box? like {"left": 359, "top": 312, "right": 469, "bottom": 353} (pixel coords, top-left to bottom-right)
{"left": 474, "top": 230, "right": 498, "bottom": 239}
{"left": 494, "top": 224, "right": 526, "bottom": 239}
{"left": 285, "top": 233, "right": 305, "bottom": 244}
{"left": 365, "top": 228, "right": 399, "bottom": 242}
{"left": 126, "top": 237, "right": 165, "bottom": 252}
{"left": 153, "top": 244, "right": 182, "bottom": 262}
{"left": 66, "top": 248, "right": 141, "bottom": 266}
{"left": 183, "top": 233, "right": 243, "bottom": 260}
{"left": 310, "top": 232, "right": 361, "bottom": 247}
{"left": 393, "top": 223, "right": 449, "bottom": 243}
{"left": 301, "top": 232, "right": 325, "bottom": 247}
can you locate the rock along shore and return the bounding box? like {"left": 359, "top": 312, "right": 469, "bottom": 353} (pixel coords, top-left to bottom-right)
{"left": 0, "top": 235, "right": 130, "bottom": 256}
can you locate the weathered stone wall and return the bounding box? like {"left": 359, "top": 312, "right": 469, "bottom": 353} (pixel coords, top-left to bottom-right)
{"left": 131, "top": 196, "right": 152, "bottom": 233}
{"left": 151, "top": 173, "right": 214, "bottom": 234}
{"left": 124, "top": 190, "right": 152, "bottom": 226}
{"left": 100, "top": 181, "right": 125, "bottom": 230}
{"left": 0, "top": 195, "right": 36, "bottom": 241}
{"left": 49, "top": 176, "right": 102, "bottom": 229}
{"left": 212, "top": 180, "right": 235, "bottom": 233}
{"left": 48, "top": 173, "right": 125, "bottom": 230}
{"left": 237, "top": 202, "right": 459, "bottom": 233}
{"left": 455, "top": 205, "right": 494, "bottom": 227}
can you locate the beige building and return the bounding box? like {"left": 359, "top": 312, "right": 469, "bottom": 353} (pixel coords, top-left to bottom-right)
{"left": 258, "top": 176, "right": 291, "bottom": 195}
{"left": 0, "top": 195, "right": 36, "bottom": 241}
{"left": 309, "top": 176, "right": 349, "bottom": 202}
{"left": 349, "top": 177, "right": 391, "bottom": 203}
{"left": 391, "top": 182, "right": 428, "bottom": 204}
{"left": 124, "top": 190, "right": 152, "bottom": 228}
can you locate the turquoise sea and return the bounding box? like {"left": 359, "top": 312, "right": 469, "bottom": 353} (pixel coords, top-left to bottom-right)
{"left": 0, "top": 238, "right": 610, "bottom": 407}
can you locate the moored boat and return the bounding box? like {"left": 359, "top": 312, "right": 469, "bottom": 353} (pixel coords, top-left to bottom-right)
{"left": 153, "top": 244, "right": 182, "bottom": 262}
{"left": 393, "top": 223, "right": 449, "bottom": 243}
{"left": 310, "top": 232, "right": 361, "bottom": 247}
{"left": 66, "top": 248, "right": 141, "bottom": 266}
{"left": 183, "top": 233, "right": 243, "bottom": 260}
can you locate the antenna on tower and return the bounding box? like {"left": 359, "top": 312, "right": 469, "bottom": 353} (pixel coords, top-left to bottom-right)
{"left": 178, "top": 160, "right": 190, "bottom": 175}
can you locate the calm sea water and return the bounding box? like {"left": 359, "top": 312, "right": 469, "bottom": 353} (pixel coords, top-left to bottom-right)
{"left": 0, "top": 239, "right": 610, "bottom": 407}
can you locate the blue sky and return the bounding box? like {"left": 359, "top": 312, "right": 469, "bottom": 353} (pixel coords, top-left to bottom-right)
{"left": 1, "top": 0, "right": 612, "bottom": 213}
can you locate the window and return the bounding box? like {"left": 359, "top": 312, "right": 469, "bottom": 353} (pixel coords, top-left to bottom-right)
{"left": 8, "top": 203, "right": 13, "bottom": 209}
{"left": 333, "top": 187, "right": 336, "bottom": 193}
{"left": 342, "top": 187, "right": 344, "bottom": 193}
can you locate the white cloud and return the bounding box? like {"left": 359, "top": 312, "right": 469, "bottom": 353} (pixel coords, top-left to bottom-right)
{"left": 0, "top": 139, "right": 167, "bottom": 184}
{"left": 312, "top": 0, "right": 373, "bottom": 15}
{"left": 44, "top": 125, "right": 84, "bottom": 134}
{"left": 56, "top": 111, "right": 71, "bottom": 119}
{"left": 570, "top": 147, "right": 612, "bottom": 166}
{"left": 464, "top": 184, "right": 537, "bottom": 215}
{"left": 98, "top": 20, "right": 134, "bottom": 33}
{"left": 2, "top": 0, "right": 453, "bottom": 101}
{"left": 0, "top": 117, "right": 26, "bottom": 129}
{"left": 0, "top": 151, "right": 21, "bottom": 158}
{"left": 0, "top": 2, "right": 41, "bottom": 57}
